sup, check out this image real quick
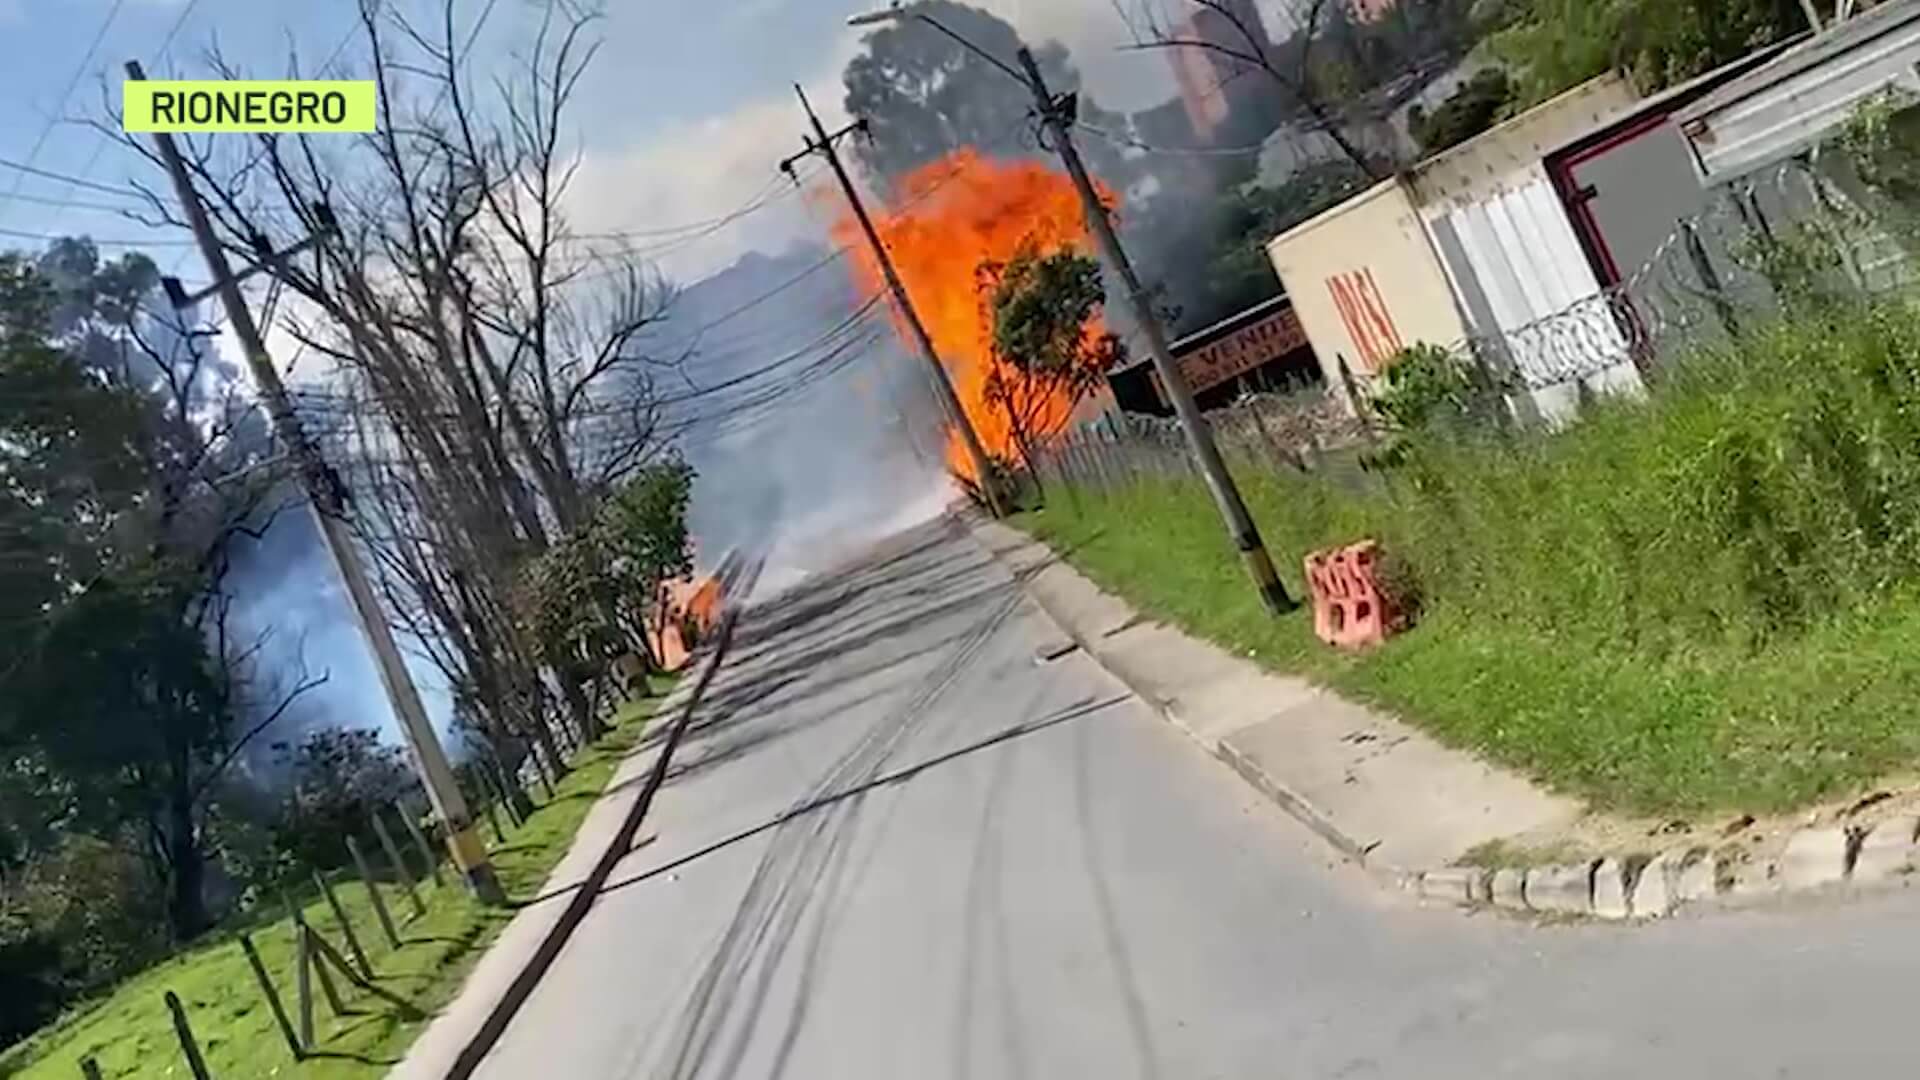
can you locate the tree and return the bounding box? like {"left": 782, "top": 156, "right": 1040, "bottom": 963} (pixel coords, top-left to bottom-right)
{"left": 122, "top": 0, "right": 683, "bottom": 772}
{"left": 1491, "top": 0, "right": 1809, "bottom": 108}
{"left": 0, "top": 242, "right": 315, "bottom": 942}
{"left": 1121, "top": 0, "right": 1482, "bottom": 181}
{"left": 1, "top": 833, "right": 166, "bottom": 1046}
{"left": 842, "top": 1, "right": 1133, "bottom": 193}
{"left": 980, "top": 246, "right": 1122, "bottom": 484}
{"left": 1173, "top": 158, "right": 1370, "bottom": 333}
{"left": 515, "top": 460, "right": 696, "bottom": 700}
{"left": 266, "top": 728, "right": 414, "bottom": 875}
{"left": 1410, "top": 68, "right": 1512, "bottom": 155}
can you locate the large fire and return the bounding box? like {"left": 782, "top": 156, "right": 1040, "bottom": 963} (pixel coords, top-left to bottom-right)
{"left": 834, "top": 149, "right": 1109, "bottom": 479}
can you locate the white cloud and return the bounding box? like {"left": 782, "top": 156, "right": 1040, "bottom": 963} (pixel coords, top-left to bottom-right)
{"left": 986, "top": 0, "right": 1176, "bottom": 113}
{"left": 563, "top": 30, "right": 865, "bottom": 284}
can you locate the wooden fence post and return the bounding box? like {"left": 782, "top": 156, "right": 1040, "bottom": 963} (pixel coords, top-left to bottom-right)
{"left": 397, "top": 805, "right": 444, "bottom": 889}
{"left": 312, "top": 869, "right": 373, "bottom": 980}
{"left": 285, "top": 898, "right": 345, "bottom": 1020}
{"left": 493, "top": 751, "right": 534, "bottom": 821}
{"left": 164, "top": 991, "right": 212, "bottom": 1080}
{"left": 488, "top": 761, "right": 526, "bottom": 828}
{"left": 345, "top": 837, "right": 402, "bottom": 949}
{"left": 480, "top": 792, "right": 505, "bottom": 846}
{"left": 295, "top": 923, "right": 314, "bottom": 1048}
{"left": 302, "top": 929, "right": 423, "bottom": 1021}
{"left": 238, "top": 934, "right": 303, "bottom": 1061}
{"left": 370, "top": 811, "right": 426, "bottom": 920}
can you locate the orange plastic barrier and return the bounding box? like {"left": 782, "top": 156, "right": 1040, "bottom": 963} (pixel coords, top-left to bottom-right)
{"left": 1303, "top": 541, "right": 1406, "bottom": 651}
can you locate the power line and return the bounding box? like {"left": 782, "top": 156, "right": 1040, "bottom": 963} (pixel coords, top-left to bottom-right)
{"left": 572, "top": 171, "right": 806, "bottom": 243}
{"left": 155, "top": 0, "right": 205, "bottom": 63}
{"left": 1075, "top": 120, "right": 1274, "bottom": 159}
{"left": 675, "top": 331, "right": 889, "bottom": 450}
{"left": 0, "top": 190, "right": 146, "bottom": 214}
{"left": 30, "top": 0, "right": 208, "bottom": 226}
{"left": 0, "top": 157, "right": 145, "bottom": 200}
{"left": 0, "top": 0, "right": 131, "bottom": 218}
{"left": 659, "top": 294, "right": 886, "bottom": 409}
{"left": 0, "top": 225, "right": 194, "bottom": 249}
{"left": 688, "top": 244, "right": 852, "bottom": 335}
{"left": 285, "top": 293, "right": 887, "bottom": 426}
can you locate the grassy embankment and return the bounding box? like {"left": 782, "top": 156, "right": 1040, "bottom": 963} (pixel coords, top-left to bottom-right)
{"left": 0, "top": 688, "right": 674, "bottom": 1080}
{"left": 1021, "top": 301, "right": 1920, "bottom": 817}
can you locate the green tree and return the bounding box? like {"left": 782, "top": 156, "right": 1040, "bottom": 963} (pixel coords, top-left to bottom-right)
{"left": 263, "top": 728, "right": 414, "bottom": 877}
{"left": 516, "top": 460, "right": 697, "bottom": 715}
{"left": 0, "top": 833, "right": 166, "bottom": 1046}
{"left": 1410, "top": 68, "right": 1513, "bottom": 155}
{"left": 841, "top": 1, "right": 1132, "bottom": 192}
{"left": 981, "top": 246, "right": 1123, "bottom": 483}
{"left": 0, "top": 242, "right": 307, "bottom": 942}
{"left": 1492, "top": 0, "right": 1809, "bottom": 108}
{"left": 1184, "top": 158, "right": 1371, "bottom": 332}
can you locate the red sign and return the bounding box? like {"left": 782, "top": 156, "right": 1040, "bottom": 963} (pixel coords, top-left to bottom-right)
{"left": 1174, "top": 305, "right": 1311, "bottom": 396}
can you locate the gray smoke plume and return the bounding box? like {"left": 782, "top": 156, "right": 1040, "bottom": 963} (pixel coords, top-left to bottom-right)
{"left": 658, "top": 246, "right": 952, "bottom": 597}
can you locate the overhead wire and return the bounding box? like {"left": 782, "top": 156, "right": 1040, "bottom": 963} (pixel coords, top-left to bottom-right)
{"left": 0, "top": 225, "right": 195, "bottom": 249}
{"left": 0, "top": 0, "right": 131, "bottom": 219}
{"left": 283, "top": 290, "right": 888, "bottom": 429}
{"left": 0, "top": 157, "right": 145, "bottom": 200}
{"left": 41, "top": 0, "right": 208, "bottom": 214}
{"left": 283, "top": 89, "right": 1041, "bottom": 471}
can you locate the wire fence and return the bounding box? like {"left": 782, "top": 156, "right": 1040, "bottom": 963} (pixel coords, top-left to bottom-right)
{"left": 1030, "top": 388, "right": 1367, "bottom": 495}
{"left": 1459, "top": 152, "right": 1917, "bottom": 399}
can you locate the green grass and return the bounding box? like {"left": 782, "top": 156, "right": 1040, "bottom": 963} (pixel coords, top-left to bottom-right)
{"left": 0, "top": 685, "right": 675, "bottom": 1080}
{"left": 1019, "top": 300, "right": 1920, "bottom": 818}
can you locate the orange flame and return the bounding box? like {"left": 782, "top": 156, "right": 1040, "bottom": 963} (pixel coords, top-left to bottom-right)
{"left": 834, "top": 149, "right": 1109, "bottom": 480}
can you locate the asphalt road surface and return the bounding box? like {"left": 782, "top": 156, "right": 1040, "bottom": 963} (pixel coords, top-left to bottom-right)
{"left": 477, "top": 516, "right": 1914, "bottom": 1079}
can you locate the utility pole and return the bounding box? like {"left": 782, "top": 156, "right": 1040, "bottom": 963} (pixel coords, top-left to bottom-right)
{"left": 781, "top": 84, "right": 1007, "bottom": 519}
{"left": 1013, "top": 48, "right": 1296, "bottom": 614}
{"left": 127, "top": 60, "right": 505, "bottom": 905}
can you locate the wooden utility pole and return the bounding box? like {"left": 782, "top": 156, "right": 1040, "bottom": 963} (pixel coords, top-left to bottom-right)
{"left": 128, "top": 59, "right": 504, "bottom": 904}
{"left": 782, "top": 85, "right": 1008, "bottom": 518}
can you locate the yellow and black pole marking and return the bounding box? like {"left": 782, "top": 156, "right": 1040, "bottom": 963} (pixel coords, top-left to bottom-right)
{"left": 1238, "top": 534, "right": 1299, "bottom": 616}
{"left": 446, "top": 822, "right": 505, "bottom": 904}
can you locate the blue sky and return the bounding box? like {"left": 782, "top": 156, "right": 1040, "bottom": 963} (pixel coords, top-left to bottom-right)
{"left": 0, "top": 0, "right": 1205, "bottom": 278}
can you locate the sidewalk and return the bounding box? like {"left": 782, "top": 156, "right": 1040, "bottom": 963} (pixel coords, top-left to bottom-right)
{"left": 970, "top": 517, "right": 1580, "bottom": 877}
{"left": 391, "top": 671, "right": 707, "bottom": 1079}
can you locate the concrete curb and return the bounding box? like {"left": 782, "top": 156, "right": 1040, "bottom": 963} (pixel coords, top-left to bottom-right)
{"left": 969, "top": 517, "right": 1920, "bottom": 922}
{"left": 435, "top": 615, "right": 739, "bottom": 1079}
{"left": 1407, "top": 816, "right": 1917, "bottom": 921}
{"left": 963, "top": 518, "right": 1412, "bottom": 892}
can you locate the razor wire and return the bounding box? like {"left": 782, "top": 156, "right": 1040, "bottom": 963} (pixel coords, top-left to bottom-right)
{"left": 1450, "top": 151, "right": 1918, "bottom": 396}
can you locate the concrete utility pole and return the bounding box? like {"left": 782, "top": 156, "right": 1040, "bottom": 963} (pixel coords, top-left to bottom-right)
{"left": 781, "top": 84, "right": 1008, "bottom": 519}
{"left": 127, "top": 60, "right": 505, "bottom": 905}
{"left": 1020, "top": 46, "right": 1296, "bottom": 612}
{"left": 846, "top": 7, "right": 1296, "bottom": 614}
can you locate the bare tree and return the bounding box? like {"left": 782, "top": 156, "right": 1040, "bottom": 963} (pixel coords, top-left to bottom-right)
{"left": 114, "top": 0, "right": 680, "bottom": 768}
{"left": 1119, "top": 0, "right": 1480, "bottom": 179}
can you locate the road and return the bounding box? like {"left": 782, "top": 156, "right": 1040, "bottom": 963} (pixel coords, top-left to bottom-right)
{"left": 477, "top": 515, "right": 1916, "bottom": 1079}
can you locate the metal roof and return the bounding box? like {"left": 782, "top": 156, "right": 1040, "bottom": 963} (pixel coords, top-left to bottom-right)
{"left": 1677, "top": 0, "right": 1920, "bottom": 182}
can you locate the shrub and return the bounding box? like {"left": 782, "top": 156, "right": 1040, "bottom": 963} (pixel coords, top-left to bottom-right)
{"left": 0, "top": 834, "right": 166, "bottom": 1047}
{"left": 1359, "top": 297, "right": 1920, "bottom": 654}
